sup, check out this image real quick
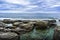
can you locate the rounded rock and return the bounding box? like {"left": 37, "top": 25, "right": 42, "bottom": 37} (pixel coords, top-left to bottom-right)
{"left": 35, "top": 21, "right": 48, "bottom": 30}
{"left": 20, "top": 23, "right": 33, "bottom": 32}
{"left": 13, "top": 22, "right": 23, "bottom": 26}
{"left": 0, "top": 32, "right": 19, "bottom": 40}
{"left": 3, "top": 19, "right": 13, "bottom": 24}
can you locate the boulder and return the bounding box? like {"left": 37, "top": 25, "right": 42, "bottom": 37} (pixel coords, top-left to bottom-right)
{"left": 0, "top": 32, "right": 19, "bottom": 40}
{"left": 0, "top": 22, "right": 6, "bottom": 27}
{"left": 48, "top": 20, "right": 56, "bottom": 23}
{"left": 12, "top": 27, "right": 26, "bottom": 34}
{"left": 48, "top": 20, "right": 56, "bottom": 27}
{"left": 3, "top": 19, "right": 13, "bottom": 24}
{"left": 53, "top": 27, "right": 60, "bottom": 40}
{"left": 13, "top": 22, "right": 23, "bottom": 26}
{"left": 22, "top": 20, "right": 30, "bottom": 23}
{"left": 13, "top": 20, "right": 22, "bottom": 22}
{"left": 35, "top": 21, "right": 48, "bottom": 30}
{"left": 0, "top": 27, "right": 4, "bottom": 31}
{"left": 20, "top": 23, "right": 33, "bottom": 32}
{"left": 0, "top": 22, "right": 6, "bottom": 31}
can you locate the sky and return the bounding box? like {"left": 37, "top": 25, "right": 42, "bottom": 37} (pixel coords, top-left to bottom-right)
{"left": 0, "top": 0, "right": 60, "bottom": 13}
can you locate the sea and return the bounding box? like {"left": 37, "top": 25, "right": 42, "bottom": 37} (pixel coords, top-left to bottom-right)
{"left": 0, "top": 13, "right": 59, "bottom": 19}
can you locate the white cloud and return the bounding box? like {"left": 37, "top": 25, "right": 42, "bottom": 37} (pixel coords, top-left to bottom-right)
{"left": 4, "top": 0, "right": 30, "bottom": 5}
{"left": 0, "top": 0, "right": 60, "bottom": 13}
{"left": 50, "top": 5, "right": 60, "bottom": 8}
{"left": 22, "top": 5, "right": 38, "bottom": 11}
{"left": 44, "top": 0, "right": 60, "bottom": 8}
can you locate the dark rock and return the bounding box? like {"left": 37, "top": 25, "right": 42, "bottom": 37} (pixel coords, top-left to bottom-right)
{"left": 35, "top": 21, "right": 48, "bottom": 30}
{"left": 22, "top": 20, "right": 30, "bottom": 23}
{"left": 48, "top": 23, "right": 57, "bottom": 27}
{"left": 53, "top": 27, "right": 60, "bottom": 40}
{"left": 48, "top": 20, "right": 56, "bottom": 23}
{"left": 14, "top": 20, "right": 22, "bottom": 22}
{"left": 48, "top": 20, "right": 57, "bottom": 27}
{"left": 59, "top": 20, "right": 60, "bottom": 22}
{"left": 3, "top": 19, "right": 13, "bottom": 24}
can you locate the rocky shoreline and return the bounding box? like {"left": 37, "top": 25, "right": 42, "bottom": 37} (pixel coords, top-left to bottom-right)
{"left": 0, "top": 19, "right": 58, "bottom": 40}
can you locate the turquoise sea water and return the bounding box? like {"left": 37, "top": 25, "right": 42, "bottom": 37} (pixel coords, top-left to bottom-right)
{"left": 20, "top": 27, "right": 54, "bottom": 40}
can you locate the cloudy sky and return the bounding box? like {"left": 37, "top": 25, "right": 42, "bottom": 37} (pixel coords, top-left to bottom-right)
{"left": 0, "top": 0, "right": 60, "bottom": 13}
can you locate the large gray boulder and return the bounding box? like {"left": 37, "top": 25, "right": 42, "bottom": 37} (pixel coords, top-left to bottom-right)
{"left": 0, "top": 32, "right": 19, "bottom": 40}
{"left": 13, "top": 22, "right": 23, "bottom": 26}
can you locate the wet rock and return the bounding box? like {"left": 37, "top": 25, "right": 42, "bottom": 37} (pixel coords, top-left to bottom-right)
{"left": 3, "top": 19, "right": 13, "bottom": 24}
{"left": 0, "top": 22, "right": 6, "bottom": 31}
{"left": 0, "top": 27, "right": 4, "bottom": 31}
{"left": 0, "top": 20, "right": 3, "bottom": 22}
{"left": 20, "top": 23, "right": 34, "bottom": 32}
{"left": 35, "top": 21, "right": 48, "bottom": 30}
{"left": 22, "top": 20, "right": 30, "bottom": 23}
{"left": 0, "top": 22, "right": 6, "bottom": 27}
{"left": 28, "top": 22, "right": 36, "bottom": 25}
{"left": 53, "top": 27, "right": 60, "bottom": 40}
{"left": 48, "top": 20, "right": 56, "bottom": 23}
{"left": 13, "top": 22, "right": 23, "bottom": 26}
{"left": 0, "top": 32, "right": 19, "bottom": 40}
{"left": 5, "top": 24, "right": 16, "bottom": 29}
{"left": 59, "top": 20, "right": 60, "bottom": 22}
{"left": 5, "top": 24, "right": 13, "bottom": 27}
{"left": 13, "top": 20, "right": 22, "bottom": 22}
{"left": 48, "top": 23, "right": 57, "bottom": 27}
{"left": 48, "top": 20, "right": 57, "bottom": 27}
{"left": 4, "top": 29, "right": 12, "bottom": 32}
{"left": 12, "top": 27, "right": 26, "bottom": 34}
